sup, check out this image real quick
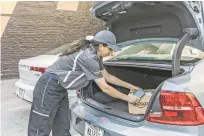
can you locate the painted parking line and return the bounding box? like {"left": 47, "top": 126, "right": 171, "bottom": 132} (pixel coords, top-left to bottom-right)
{"left": 8, "top": 105, "right": 31, "bottom": 111}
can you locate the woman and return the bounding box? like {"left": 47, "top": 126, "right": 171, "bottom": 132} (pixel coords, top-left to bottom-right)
{"left": 28, "top": 30, "right": 140, "bottom": 136}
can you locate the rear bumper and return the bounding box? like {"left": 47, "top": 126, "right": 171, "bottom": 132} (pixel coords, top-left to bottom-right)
{"left": 14, "top": 79, "right": 78, "bottom": 106}
{"left": 71, "top": 100, "right": 203, "bottom": 136}
{"left": 15, "top": 79, "right": 35, "bottom": 102}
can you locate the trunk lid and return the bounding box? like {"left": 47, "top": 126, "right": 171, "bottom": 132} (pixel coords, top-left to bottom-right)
{"left": 91, "top": 1, "right": 204, "bottom": 51}
{"left": 92, "top": 1, "right": 204, "bottom": 76}
{"left": 19, "top": 55, "right": 58, "bottom": 85}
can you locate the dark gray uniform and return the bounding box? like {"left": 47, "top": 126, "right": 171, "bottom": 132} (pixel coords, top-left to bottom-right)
{"left": 28, "top": 46, "right": 103, "bottom": 136}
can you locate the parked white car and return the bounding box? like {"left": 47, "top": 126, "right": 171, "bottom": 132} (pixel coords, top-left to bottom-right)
{"left": 15, "top": 42, "right": 77, "bottom": 102}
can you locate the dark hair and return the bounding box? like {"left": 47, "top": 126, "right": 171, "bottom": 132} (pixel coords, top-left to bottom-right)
{"left": 60, "top": 39, "right": 108, "bottom": 56}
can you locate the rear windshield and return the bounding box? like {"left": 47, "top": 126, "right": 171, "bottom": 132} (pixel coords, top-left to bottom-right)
{"left": 45, "top": 40, "right": 80, "bottom": 55}
{"left": 113, "top": 41, "right": 204, "bottom": 62}
{"left": 45, "top": 44, "right": 70, "bottom": 55}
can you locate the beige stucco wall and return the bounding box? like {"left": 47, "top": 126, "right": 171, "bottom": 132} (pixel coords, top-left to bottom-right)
{"left": 0, "top": 1, "right": 17, "bottom": 37}
{"left": 57, "top": 1, "right": 79, "bottom": 11}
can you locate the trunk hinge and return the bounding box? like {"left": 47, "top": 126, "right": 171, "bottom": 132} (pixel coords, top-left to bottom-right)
{"left": 172, "top": 28, "right": 199, "bottom": 76}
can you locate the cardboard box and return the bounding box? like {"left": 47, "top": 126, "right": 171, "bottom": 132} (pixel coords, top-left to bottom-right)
{"left": 128, "top": 89, "right": 154, "bottom": 115}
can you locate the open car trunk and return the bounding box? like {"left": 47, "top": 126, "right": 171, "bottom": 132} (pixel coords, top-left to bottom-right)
{"left": 81, "top": 65, "right": 172, "bottom": 118}
{"left": 79, "top": 1, "right": 203, "bottom": 121}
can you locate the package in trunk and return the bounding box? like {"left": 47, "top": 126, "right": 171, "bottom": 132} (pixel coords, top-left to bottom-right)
{"left": 128, "top": 89, "right": 154, "bottom": 115}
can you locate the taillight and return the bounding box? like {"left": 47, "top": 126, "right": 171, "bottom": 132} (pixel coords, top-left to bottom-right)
{"left": 76, "top": 90, "right": 81, "bottom": 98}
{"left": 146, "top": 90, "right": 204, "bottom": 126}
{"left": 30, "top": 67, "right": 46, "bottom": 74}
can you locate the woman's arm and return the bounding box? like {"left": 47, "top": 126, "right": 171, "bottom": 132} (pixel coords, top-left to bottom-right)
{"left": 101, "top": 69, "right": 140, "bottom": 91}
{"left": 94, "top": 77, "right": 139, "bottom": 103}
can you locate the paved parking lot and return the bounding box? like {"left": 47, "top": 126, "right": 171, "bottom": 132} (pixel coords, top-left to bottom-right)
{"left": 1, "top": 79, "right": 81, "bottom": 136}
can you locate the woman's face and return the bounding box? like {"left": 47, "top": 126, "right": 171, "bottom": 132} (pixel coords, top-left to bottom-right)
{"left": 97, "top": 44, "right": 113, "bottom": 57}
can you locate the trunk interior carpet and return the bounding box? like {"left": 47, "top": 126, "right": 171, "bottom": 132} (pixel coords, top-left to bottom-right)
{"left": 106, "top": 101, "right": 128, "bottom": 112}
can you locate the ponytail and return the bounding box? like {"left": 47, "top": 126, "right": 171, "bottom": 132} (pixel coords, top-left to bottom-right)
{"left": 60, "top": 39, "right": 90, "bottom": 56}
{"left": 60, "top": 39, "right": 108, "bottom": 56}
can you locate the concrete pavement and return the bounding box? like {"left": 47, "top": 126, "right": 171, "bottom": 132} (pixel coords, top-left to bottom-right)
{"left": 1, "top": 79, "right": 81, "bottom": 136}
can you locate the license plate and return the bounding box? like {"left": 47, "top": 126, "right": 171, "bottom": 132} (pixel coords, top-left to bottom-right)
{"left": 84, "top": 122, "right": 104, "bottom": 136}
{"left": 18, "top": 88, "right": 25, "bottom": 99}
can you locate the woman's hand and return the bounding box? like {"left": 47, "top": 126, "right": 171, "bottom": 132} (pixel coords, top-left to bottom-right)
{"left": 128, "top": 84, "right": 140, "bottom": 92}
{"left": 127, "top": 93, "right": 140, "bottom": 104}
